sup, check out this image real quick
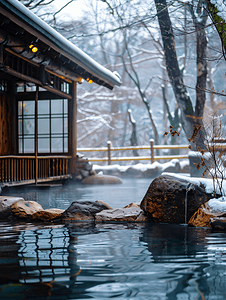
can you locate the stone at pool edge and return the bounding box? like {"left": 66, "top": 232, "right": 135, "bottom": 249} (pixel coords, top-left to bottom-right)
{"left": 81, "top": 174, "right": 122, "bottom": 185}
{"left": 95, "top": 203, "right": 148, "bottom": 222}
{"left": 61, "top": 200, "right": 112, "bottom": 221}
{"left": 0, "top": 196, "right": 24, "bottom": 219}
{"left": 30, "top": 209, "right": 65, "bottom": 221}
{"left": 210, "top": 217, "right": 226, "bottom": 231}
{"left": 140, "top": 174, "right": 212, "bottom": 224}
{"left": 188, "top": 202, "right": 217, "bottom": 227}
{"left": 10, "top": 200, "right": 64, "bottom": 221}
{"left": 189, "top": 197, "right": 226, "bottom": 228}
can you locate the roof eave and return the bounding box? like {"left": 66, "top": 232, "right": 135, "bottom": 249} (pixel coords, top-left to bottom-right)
{"left": 1, "top": 0, "right": 121, "bottom": 89}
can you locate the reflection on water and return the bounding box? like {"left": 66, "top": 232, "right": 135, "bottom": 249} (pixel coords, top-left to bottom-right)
{"left": 1, "top": 221, "right": 226, "bottom": 299}
{"left": 2, "top": 178, "right": 152, "bottom": 210}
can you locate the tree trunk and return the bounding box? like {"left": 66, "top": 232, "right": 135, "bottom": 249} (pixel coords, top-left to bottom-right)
{"left": 206, "top": 0, "right": 226, "bottom": 56}
{"left": 195, "top": 22, "right": 207, "bottom": 120}
{"left": 154, "top": 0, "right": 196, "bottom": 141}
{"left": 188, "top": 4, "right": 208, "bottom": 120}
{"left": 128, "top": 109, "right": 139, "bottom": 156}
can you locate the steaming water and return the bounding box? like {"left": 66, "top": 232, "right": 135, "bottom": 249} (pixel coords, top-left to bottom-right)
{"left": 2, "top": 178, "right": 152, "bottom": 209}
{"left": 1, "top": 179, "right": 226, "bottom": 299}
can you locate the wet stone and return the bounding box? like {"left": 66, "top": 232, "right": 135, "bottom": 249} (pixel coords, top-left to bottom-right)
{"left": 30, "top": 209, "right": 65, "bottom": 222}
{"left": 188, "top": 202, "right": 214, "bottom": 227}
{"left": 210, "top": 217, "right": 226, "bottom": 231}
{"left": 11, "top": 200, "right": 43, "bottom": 219}
{"left": 95, "top": 204, "right": 148, "bottom": 223}
{"left": 189, "top": 198, "right": 226, "bottom": 227}
{"left": 0, "top": 196, "right": 24, "bottom": 220}
{"left": 140, "top": 174, "right": 212, "bottom": 224}
{"left": 61, "top": 200, "right": 111, "bottom": 221}
{"left": 81, "top": 174, "right": 122, "bottom": 185}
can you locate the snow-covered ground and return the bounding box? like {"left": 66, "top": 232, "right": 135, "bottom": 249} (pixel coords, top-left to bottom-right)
{"left": 93, "top": 159, "right": 190, "bottom": 178}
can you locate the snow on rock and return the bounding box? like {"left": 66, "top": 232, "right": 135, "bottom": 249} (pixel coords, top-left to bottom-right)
{"left": 161, "top": 172, "right": 226, "bottom": 196}
{"left": 208, "top": 197, "right": 226, "bottom": 214}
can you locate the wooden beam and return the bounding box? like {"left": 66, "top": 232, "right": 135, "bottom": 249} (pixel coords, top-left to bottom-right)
{"left": 0, "top": 45, "right": 3, "bottom": 66}
{"left": 43, "top": 85, "right": 72, "bottom": 100}
{"left": 70, "top": 81, "right": 77, "bottom": 173}
{"left": 5, "top": 45, "right": 78, "bottom": 83}
{"left": 35, "top": 86, "right": 38, "bottom": 185}
{"left": 2, "top": 67, "right": 72, "bottom": 99}
{"left": 0, "top": 95, "right": 2, "bottom": 156}
{"left": 16, "top": 91, "right": 68, "bottom": 100}
{"left": 10, "top": 77, "right": 17, "bottom": 154}
{"left": 3, "top": 66, "right": 41, "bottom": 85}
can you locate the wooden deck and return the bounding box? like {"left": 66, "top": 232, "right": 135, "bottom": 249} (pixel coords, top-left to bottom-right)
{"left": 0, "top": 155, "right": 72, "bottom": 187}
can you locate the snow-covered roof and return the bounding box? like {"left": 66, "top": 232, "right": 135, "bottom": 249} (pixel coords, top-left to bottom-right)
{"left": 1, "top": 0, "right": 121, "bottom": 90}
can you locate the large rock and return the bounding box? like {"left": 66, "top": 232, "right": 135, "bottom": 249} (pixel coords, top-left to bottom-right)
{"left": 30, "top": 209, "right": 65, "bottom": 222}
{"left": 95, "top": 203, "right": 148, "bottom": 222}
{"left": 11, "top": 200, "right": 43, "bottom": 219}
{"left": 61, "top": 200, "right": 111, "bottom": 221}
{"left": 189, "top": 198, "right": 226, "bottom": 227}
{"left": 95, "top": 200, "right": 113, "bottom": 210}
{"left": 140, "top": 174, "right": 212, "bottom": 224}
{"left": 81, "top": 174, "right": 122, "bottom": 185}
{"left": 0, "top": 196, "right": 24, "bottom": 220}
{"left": 188, "top": 202, "right": 214, "bottom": 227}
{"left": 210, "top": 217, "right": 226, "bottom": 231}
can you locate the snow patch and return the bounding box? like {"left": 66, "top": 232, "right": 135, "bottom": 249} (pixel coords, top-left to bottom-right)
{"left": 208, "top": 197, "right": 226, "bottom": 213}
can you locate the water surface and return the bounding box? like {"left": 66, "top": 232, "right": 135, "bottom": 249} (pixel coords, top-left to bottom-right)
{"left": 1, "top": 178, "right": 226, "bottom": 299}
{"left": 2, "top": 178, "right": 152, "bottom": 209}
{"left": 0, "top": 222, "right": 226, "bottom": 299}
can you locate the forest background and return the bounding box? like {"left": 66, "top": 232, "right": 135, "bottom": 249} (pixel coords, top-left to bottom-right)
{"left": 18, "top": 0, "right": 226, "bottom": 161}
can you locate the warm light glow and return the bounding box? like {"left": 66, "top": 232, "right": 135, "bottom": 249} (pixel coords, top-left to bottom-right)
{"left": 29, "top": 44, "right": 38, "bottom": 53}
{"left": 31, "top": 46, "right": 38, "bottom": 53}
{"left": 77, "top": 77, "right": 83, "bottom": 82}
{"left": 86, "top": 78, "right": 93, "bottom": 84}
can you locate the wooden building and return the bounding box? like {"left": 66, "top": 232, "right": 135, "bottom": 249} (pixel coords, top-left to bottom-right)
{"left": 0, "top": 0, "right": 121, "bottom": 186}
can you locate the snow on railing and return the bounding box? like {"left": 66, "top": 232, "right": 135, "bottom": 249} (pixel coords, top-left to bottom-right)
{"left": 77, "top": 140, "right": 189, "bottom": 165}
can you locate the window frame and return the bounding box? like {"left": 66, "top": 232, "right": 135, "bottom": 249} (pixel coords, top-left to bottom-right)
{"left": 18, "top": 98, "right": 69, "bottom": 155}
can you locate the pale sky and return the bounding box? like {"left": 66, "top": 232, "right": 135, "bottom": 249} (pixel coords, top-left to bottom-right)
{"left": 52, "top": 0, "right": 107, "bottom": 21}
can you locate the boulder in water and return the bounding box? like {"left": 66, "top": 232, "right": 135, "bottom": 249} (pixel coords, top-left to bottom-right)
{"left": 30, "top": 208, "right": 65, "bottom": 222}
{"left": 61, "top": 200, "right": 111, "bottom": 221}
{"left": 11, "top": 200, "right": 44, "bottom": 219}
{"left": 0, "top": 196, "right": 24, "bottom": 220}
{"left": 95, "top": 203, "right": 147, "bottom": 222}
{"left": 81, "top": 174, "right": 122, "bottom": 185}
{"left": 189, "top": 197, "right": 226, "bottom": 227}
{"left": 140, "top": 174, "right": 212, "bottom": 224}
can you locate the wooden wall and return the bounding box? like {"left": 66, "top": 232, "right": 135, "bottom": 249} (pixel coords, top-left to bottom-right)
{"left": 0, "top": 94, "right": 12, "bottom": 155}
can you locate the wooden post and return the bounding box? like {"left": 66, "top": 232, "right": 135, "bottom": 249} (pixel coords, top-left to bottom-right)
{"left": 35, "top": 86, "right": 39, "bottom": 184}
{"left": 70, "top": 81, "right": 77, "bottom": 174}
{"left": 107, "top": 141, "right": 111, "bottom": 165}
{"left": 150, "top": 139, "right": 154, "bottom": 163}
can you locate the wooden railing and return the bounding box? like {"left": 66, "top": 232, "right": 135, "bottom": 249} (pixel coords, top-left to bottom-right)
{"left": 0, "top": 155, "right": 71, "bottom": 184}
{"left": 78, "top": 140, "right": 189, "bottom": 165}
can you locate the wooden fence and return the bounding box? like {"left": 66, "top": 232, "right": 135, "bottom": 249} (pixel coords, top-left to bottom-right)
{"left": 0, "top": 155, "right": 71, "bottom": 184}
{"left": 78, "top": 140, "right": 189, "bottom": 165}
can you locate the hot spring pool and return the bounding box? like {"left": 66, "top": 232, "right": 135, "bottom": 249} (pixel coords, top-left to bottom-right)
{"left": 2, "top": 178, "right": 153, "bottom": 210}
{"left": 1, "top": 178, "right": 226, "bottom": 299}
